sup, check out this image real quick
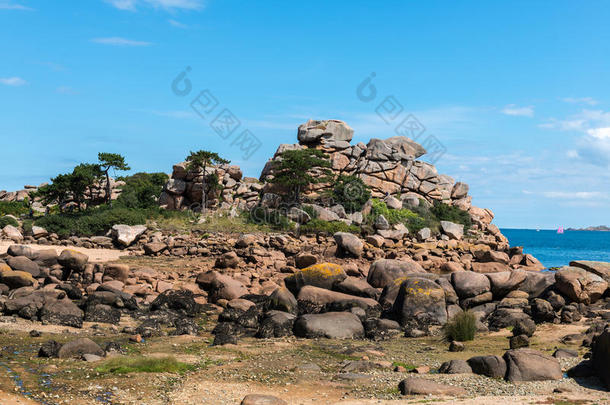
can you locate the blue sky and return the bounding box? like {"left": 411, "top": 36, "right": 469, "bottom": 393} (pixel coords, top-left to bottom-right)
{"left": 1, "top": 0, "right": 610, "bottom": 229}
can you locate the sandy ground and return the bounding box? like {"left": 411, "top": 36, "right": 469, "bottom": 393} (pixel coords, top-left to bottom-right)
{"left": 0, "top": 241, "right": 126, "bottom": 263}
{"left": 0, "top": 392, "right": 39, "bottom": 404}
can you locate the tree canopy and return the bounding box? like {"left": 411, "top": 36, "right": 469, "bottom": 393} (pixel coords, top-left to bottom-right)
{"left": 270, "top": 148, "right": 331, "bottom": 204}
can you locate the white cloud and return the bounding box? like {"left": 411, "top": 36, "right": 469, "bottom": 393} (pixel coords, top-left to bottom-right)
{"left": 540, "top": 109, "right": 610, "bottom": 167}
{"left": 104, "top": 0, "right": 136, "bottom": 10}
{"left": 587, "top": 127, "right": 610, "bottom": 139}
{"left": 561, "top": 97, "right": 598, "bottom": 106}
{"left": 91, "top": 37, "right": 152, "bottom": 46}
{"left": 105, "top": 0, "right": 204, "bottom": 11}
{"left": 0, "top": 77, "right": 27, "bottom": 86}
{"left": 541, "top": 191, "right": 604, "bottom": 200}
{"left": 169, "top": 19, "right": 188, "bottom": 28}
{"left": 56, "top": 86, "right": 78, "bottom": 95}
{"left": 0, "top": 1, "right": 33, "bottom": 10}
{"left": 501, "top": 104, "right": 534, "bottom": 117}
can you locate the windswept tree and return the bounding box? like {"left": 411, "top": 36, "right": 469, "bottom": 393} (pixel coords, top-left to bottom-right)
{"left": 186, "top": 150, "right": 229, "bottom": 212}
{"left": 71, "top": 163, "right": 104, "bottom": 208}
{"left": 270, "top": 148, "right": 332, "bottom": 204}
{"left": 98, "top": 153, "right": 130, "bottom": 205}
{"left": 35, "top": 173, "right": 72, "bottom": 212}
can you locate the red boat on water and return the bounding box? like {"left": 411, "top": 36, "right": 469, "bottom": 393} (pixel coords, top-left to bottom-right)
{"left": 557, "top": 226, "right": 564, "bottom": 234}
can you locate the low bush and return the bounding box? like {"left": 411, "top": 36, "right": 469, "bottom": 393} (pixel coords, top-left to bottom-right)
{"left": 35, "top": 206, "right": 151, "bottom": 237}
{"left": 116, "top": 172, "right": 169, "bottom": 209}
{"left": 332, "top": 175, "right": 371, "bottom": 213}
{"left": 430, "top": 201, "right": 471, "bottom": 229}
{"left": 0, "top": 201, "right": 29, "bottom": 217}
{"left": 246, "top": 207, "right": 294, "bottom": 231}
{"left": 0, "top": 216, "right": 19, "bottom": 228}
{"left": 442, "top": 311, "right": 477, "bottom": 342}
{"left": 299, "top": 219, "right": 359, "bottom": 235}
{"left": 95, "top": 356, "right": 193, "bottom": 375}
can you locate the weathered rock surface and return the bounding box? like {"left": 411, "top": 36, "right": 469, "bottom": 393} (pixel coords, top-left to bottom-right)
{"left": 293, "top": 312, "right": 364, "bottom": 339}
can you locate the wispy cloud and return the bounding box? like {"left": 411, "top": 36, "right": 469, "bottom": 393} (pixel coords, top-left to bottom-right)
{"left": 561, "top": 97, "right": 598, "bottom": 106}
{"left": 56, "top": 86, "right": 79, "bottom": 95}
{"left": 0, "top": 77, "right": 27, "bottom": 86}
{"left": 169, "top": 19, "right": 188, "bottom": 28}
{"left": 91, "top": 37, "right": 152, "bottom": 47}
{"left": 0, "top": 1, "right": 34, "bottom": 10}
{"left": 105, "top": 0, "right": 205, "bottom": 11}
{"left": 540, "top": 109, "right": 610, "bottom": 167}
{"left": 501, "top": 104, "right": 534, "bottom": 117}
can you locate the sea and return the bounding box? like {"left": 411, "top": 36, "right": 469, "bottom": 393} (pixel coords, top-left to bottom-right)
{"left": 501, "top": 229, "right": 610, "bottom": 269}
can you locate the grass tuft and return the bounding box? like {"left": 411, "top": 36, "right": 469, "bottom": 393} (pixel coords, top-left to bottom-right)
{"left": 442, "top": 310, "right": 477, "bottom": 342}
{"left": 95, "top": 356, "right": 194, "bottom": 375}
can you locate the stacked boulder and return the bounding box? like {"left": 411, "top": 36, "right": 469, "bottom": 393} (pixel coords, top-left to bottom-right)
{"left": 258, "top": 119, "right": 497, "bottom": 234}
{"left": 158, "top": 162, "right": 262, "bottom": 211}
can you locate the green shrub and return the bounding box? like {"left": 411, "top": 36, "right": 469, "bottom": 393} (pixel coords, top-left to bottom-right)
{"left": 430, "top": 201, "right": 471, "bottom": 229}
{"left": 442, "top": 311, "right": 477, "bottom": 342}
{"left": 300, "top": 204, "right": 318, "bottom": 220}
{"left": 0, "top": 201, "right": 29, "bottom": 217}
{"left": 0, "top": 216, "right": 19, "bottom": 228}
{"left": 95, "top": 356, "right": 193, "bottom": 375}
{"left": 300, "top": 219, "right": 359, "bottom": 235}
{"left": 116, "top": 172, "right": 169, "bottom": 209}
{"left": 246, "top": 207, "right": 294, "bottom": 231}
{"left": 332, "top": 175, "right": 371, "bottom": 213}
{"left": 35, "top": 206, "right": 151, "bottom": 237}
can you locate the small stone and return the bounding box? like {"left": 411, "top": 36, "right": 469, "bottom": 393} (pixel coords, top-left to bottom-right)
{"left": 449, "top": 341, "right": 465, "bottom": 352}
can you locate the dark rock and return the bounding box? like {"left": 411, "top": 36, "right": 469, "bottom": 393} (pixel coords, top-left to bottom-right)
{"left": 268, "top": 287, "right": 298, "bottom": 314}
{"left": 592, "top": 329, "right": 610, "bottom": 389}
{"left": 449, "top": 341, "right": 465, "bottom": 352}
{"left": 213, "top": 333, "right": 238, "bottom": 346}
{"left": 398, "top": 377, "right": 466, "bottom": 396}
{"left": 39, "top": 299, "right": 84, "bottom": 328}
{"left": 84, "top": 304, "right": 121, "bottom": 324}
{"left": 513, "top": 318, "right": 536, "bottom": 337}
{"left": 172, "top": 318, "right": 200, "bottom": 336}
{"left": 293, "top": 312, "right": 364, "bottom": 339}
{"left": 151, "top": 290, "right": 202, "bottom": 316}
{"left": 363, "top": 318, "right": 401, "bottom": 340}
{"left": 553, "top": 348, "right": 578, "bottom": 358}
{"left": 38, "top": 340, "right": 62, "bottom": 358}
{"left": 257, "top": 310, "right": 296, "bottom": 338}
{"left": 57, "top": 338, "right": 104, "bottom": 359}
{"left": 567, "top": 360, "right": 596, "bottom": 378}
{"left": 467, "top": 355, "right": 507, "bottom": 378}
{"left": 530, "top": 298, "right": 556, "bottom": 323}
{"left": 509, "top": 334, "right": 530, "bottom": 349}
{"left": 438, "top": 359, "right": 472, "bottom": 374}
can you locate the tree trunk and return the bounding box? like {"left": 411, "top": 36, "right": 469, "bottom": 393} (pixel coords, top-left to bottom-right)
{"left": 105, "top": 170, "right": 112, "bottom": 206}
{"left": 201, "top": 163, "right": 206, "bottom": 214}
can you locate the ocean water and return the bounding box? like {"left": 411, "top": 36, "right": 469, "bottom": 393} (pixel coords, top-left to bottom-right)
{"left": 501, "top": 229, "right": 610, "bottom": 269}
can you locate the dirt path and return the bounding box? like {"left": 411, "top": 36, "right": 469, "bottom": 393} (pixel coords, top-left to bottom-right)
{"left": 0, "top": 391, "right": 40, "bottom": 404}
{"left": 0, "top": 241, "right": 126, "bottom": 263}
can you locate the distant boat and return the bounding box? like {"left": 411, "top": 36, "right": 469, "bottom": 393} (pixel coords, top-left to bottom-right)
{"left": 557, "top": 226, "right": 564, "bottom": 234}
